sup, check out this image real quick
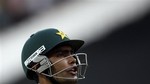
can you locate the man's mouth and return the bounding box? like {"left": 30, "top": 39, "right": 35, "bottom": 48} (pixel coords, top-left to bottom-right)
{"left": 67, "top": 66, "right": 78, "bottom": 76}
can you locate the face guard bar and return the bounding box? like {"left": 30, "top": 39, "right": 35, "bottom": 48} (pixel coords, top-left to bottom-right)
{"left": 24, "top": 45, "right": 88, "bottom": 80}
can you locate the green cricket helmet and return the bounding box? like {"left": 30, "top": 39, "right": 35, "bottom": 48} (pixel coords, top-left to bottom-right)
{"left": 21, "top": 28, "right": 87, "bottom": 80}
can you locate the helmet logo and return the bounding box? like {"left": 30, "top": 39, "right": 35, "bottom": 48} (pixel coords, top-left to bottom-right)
{"left": 56, "top": 30, "right": 68, "bottom": 39}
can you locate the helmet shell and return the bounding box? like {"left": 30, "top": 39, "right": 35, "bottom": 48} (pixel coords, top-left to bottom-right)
{"left": 21, "top": 28, "right": 84, "bottom": 79}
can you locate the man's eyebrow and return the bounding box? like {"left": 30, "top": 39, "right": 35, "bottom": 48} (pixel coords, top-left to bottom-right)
{"left": 54, "top": 47, "right": 74, "bottom": 52}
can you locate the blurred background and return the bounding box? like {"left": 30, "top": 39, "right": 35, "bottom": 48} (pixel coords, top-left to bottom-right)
{"left": 0, "top": 0, "right": 150, "bottom": 84}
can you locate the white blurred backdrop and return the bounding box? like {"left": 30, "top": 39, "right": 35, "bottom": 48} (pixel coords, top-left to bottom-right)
{"left": 0, "top": 0, "right": 150, "bottom": 83}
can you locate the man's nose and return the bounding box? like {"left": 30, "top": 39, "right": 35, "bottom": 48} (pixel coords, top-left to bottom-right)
{"left": 68, "top": 56, "right": 76, "bottom": 65}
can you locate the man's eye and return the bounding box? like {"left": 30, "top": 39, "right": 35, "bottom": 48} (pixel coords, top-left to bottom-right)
{"left": 56, "top": 50, "right": 74, "bottom": 57}
{"left": 56, "top": 51, "right": 64, "bottom": 57}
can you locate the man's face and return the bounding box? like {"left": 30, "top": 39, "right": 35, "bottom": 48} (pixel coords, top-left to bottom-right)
{"left": 47, "top": 45, "right": 78, "bottom": 83}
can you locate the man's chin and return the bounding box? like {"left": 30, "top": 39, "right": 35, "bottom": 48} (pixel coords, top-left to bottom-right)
{"left": 54, "top": 77, "right": 78, "bottom": 84}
